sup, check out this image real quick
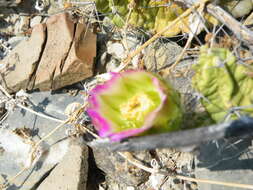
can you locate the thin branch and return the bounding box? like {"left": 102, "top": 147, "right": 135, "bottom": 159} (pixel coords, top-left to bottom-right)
{"left": 35, "top": 119, "right": 69, "bottom": 147}
{"left": 118, "top": 152, "right": 156, "bottom": 174}
{"left": 18, "top": 104, "right": 64, "bottom": 123}
{"left": 89, "top": 117, "right": 253, "bottom": 151}
{"left": 206, "top": 3, "right": 253, "bottom": 45}
{"left": 176, "top": 175, "right": 253, "bottom": 189}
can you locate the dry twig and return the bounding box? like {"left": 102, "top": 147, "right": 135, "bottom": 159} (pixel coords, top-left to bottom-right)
{"left": 207, "top": 3, "right": 253, "bottom": 45}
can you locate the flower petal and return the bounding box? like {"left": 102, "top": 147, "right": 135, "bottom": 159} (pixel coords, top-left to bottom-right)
{"left": 87, "top": 70, "right": 182, "bottom": 141}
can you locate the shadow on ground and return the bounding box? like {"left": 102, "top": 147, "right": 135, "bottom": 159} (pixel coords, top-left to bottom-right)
{"left": 195, "top": 137, "right": 253, "bottom": 190}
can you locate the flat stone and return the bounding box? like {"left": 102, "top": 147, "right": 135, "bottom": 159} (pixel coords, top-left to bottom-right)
{"left": 37, "top": 139, "right": 89, "bottom": 190}
{"left": 195, "top": 137, "right": 253, "bottom": 190}
{"left": 144, "top": 40, "right": 182, "bottom": 72}
{"left": 34, "top": 13, "right": 96, "bottom": 91}
{"left": 2, "top": 90, "right": 84, "bottom": 143}
{"left": 0, "top": 91, "right": 84, "bottom": 189}
{"left": 1, "top": 12, "right": 96, "bottom": 93}
{"left": 0, "top": 24, "right": 46, "bottom": 93}
{"left": 51, "top": 22, "right": 96, "bottom": 90}
{"left": 34, "top": 13, "right": 75, "bottom": 91}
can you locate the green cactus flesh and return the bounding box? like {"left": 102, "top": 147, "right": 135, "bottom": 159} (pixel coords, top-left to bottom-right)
{"left": 95, "top": 0, "right": 190, "bottom": 37}
{"left": 192, "top": 46, "right": 253, "bottom": 122}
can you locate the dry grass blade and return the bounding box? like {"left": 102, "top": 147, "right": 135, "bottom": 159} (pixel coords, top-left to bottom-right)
{"left": 121, "top": 0, "right": 136, "bottom": 54}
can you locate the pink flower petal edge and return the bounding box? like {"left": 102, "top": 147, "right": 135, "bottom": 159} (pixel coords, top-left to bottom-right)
{"left": 87, "top": 70, "right": 168, "bottom": 141}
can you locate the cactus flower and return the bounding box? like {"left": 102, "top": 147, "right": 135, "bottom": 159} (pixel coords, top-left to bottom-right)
{"left": 87, "top": 70, "right": 182, "bottom": 141}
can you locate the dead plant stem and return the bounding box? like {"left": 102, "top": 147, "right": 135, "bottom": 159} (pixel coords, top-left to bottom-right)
{"left": 18, "top": 104, "right": 64, "bottom": 123}
{"left": 122, "top": 2, "right": 134, "bottom": 54}
{"left": 35, "top": 119, "right": 69, "bottom": 147}
{"left": 169, "top": 1, "right": 207, "bottom": 73}
{"left": 118, "top": 152, "right": 156, "bottom": 174}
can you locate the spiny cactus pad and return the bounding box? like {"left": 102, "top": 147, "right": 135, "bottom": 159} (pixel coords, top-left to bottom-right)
{"left": 192, "top": 46, "right": 253, "bottom": 122}
{"left": 95, "top": 0, "right": 191, "bottom": 37}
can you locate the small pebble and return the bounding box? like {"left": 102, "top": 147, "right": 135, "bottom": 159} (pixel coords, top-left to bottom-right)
{"left": 30, "top": 16, "right": 42, "bottom": 28}
{"left": 126, "top": 186, "right": 135, "bottom": 190}
{"left": 190, "top": 182, "right": 198, "bottom": 190}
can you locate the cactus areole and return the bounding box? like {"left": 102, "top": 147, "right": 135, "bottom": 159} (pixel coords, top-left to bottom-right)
{"left": 87, "top": 70, "right": 182, "bottom": 141}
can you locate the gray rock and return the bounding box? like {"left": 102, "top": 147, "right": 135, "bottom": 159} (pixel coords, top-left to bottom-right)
{"left": 92, "top": 147, "right": 151, "bottom": 186}
{"left": 1, "top": 24, "right": 46, "bottom": 93}
{"left": 144, "top": 40, "right": 182, "bottom": 72}
{"left": 107, "top": 42, "right": 125, "bottom": 60}
{"left": 221, "top": 0, "right": 253, "bottom": 18}
{"left": 1, "top": 13, "right": 96, "bottom": 93}
{"left": 106, "top": 35, "right": 141, "bottom": 60}
{"left": 0, "top": 0, "right": 21, "bottom": 7}
{"left": 195, "top": 137, "right": 253, "bottom": 190}
{"left": 0, "top": 91, "right": 84, "bottom": 189}
{"left": 37, "top": 139, "right": 89, "bottom": 190}
{"left": 0, "top": 136, "right": 72, "bottom": 189}
{"left": 2, "top": 90, "right": 83, "bottom": 135}
{"left": 96, "top": 33, "right": 142, "bottom": 73}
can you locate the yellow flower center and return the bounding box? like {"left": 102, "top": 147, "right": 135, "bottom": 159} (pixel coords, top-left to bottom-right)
{"left": 120, "top": 93, "right": 154, "bottom": 121}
